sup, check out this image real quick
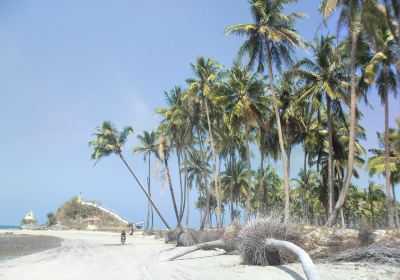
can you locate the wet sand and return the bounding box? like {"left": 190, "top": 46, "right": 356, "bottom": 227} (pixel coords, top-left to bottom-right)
{"left": 0, "top": 233, "right": 62, "bottom": 263}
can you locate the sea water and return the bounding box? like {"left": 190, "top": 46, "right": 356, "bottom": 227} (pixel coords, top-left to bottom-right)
{"left": 0, "top": 225, "right": 20, "bottom": 230}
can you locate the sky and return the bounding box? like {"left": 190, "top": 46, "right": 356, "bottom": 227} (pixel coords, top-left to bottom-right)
{"left": 0, "top": 0, "right": 399, "bottom": 227}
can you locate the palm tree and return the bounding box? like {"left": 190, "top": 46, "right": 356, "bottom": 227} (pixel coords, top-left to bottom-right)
{"left": 89, "top": 121, "right": 170, "bottom": 230}
{"left": 220, "top": 160, "right": 250, "bottom": 221}
{"left": 321, "top": 0, "right": 368, "bottom": 226}
{"left": 157, "top": 128, "right": 182, "bottom": 228}
{"left": 187, "top": 56, "right": 223, "bottom": 228}
{"left": 187, "top": 147, "right": 211, "bottom": 226}
{"left": 225, "top": 0, "right": 305, "bottom": 223}
{"left": 133, "top": 130, "right": 158, "bottom": 231}
{"left": 367, "top": 132, "right": 400, "bottom": 227}
{"left": 291, "top": 35, "right": 350, "bottom": 215}
{"left": 218, "top": 64, "right": 267, "bottom": 221}
{"left": 364, "top": 22, "right": 399, "bottom": 227}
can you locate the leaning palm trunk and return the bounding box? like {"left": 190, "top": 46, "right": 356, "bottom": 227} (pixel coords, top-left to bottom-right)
{"left": 325, "top": 35, "right": 357, "bottom": 227}
{"left": 384, "top": 67, "right": 395, "bottom": 228}
{"left": 146, "top": 152, "right": 153, "bottom": 231}
{"left": 164, "top": 157, "right": 182, "bottom": 228}
{"left": 203, "top": 99, "right": 222, "bottom": 228}
{"left": 266, "top": 43, "right": 290, "bottom": 223}
{"left": 118, "top": 154, "right": 170, "bottom": 230}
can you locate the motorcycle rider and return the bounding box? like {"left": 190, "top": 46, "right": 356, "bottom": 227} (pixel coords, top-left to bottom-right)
{"left": 121, "top": 230, "right": 126, "bottom": 244}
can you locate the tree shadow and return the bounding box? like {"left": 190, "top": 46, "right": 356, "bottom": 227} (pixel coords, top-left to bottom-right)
{"left": 275, "top": 265, "right": 305, "bottom": 280}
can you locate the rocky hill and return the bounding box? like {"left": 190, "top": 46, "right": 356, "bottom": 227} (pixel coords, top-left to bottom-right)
{"left": 53, "top": 197, "right": 130, "bottom": 231}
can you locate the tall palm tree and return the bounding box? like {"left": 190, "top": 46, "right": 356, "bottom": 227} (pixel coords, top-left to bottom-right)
{"left": 364, "top": 22, "right": 399, "bottom": 227}
{"left": 291, "top": 35, "right": 350, "bottom": 215}
{"left": 133, "top": 130, "right": 158, "bottom": 231}
{"left": 187, "top": 56, "right": 223, "bottom": 227}
{"left": 89, "top": 121, "right": 170, "bottom": 230}
{"left": 157, "top": 128, "right": 182, "bottom": 228}
{"left": 218, "top": 64, "right": 267, "bottom": 221}
{"left": 225, "top": 0, "right": 305, "bottom": 223}
{"left": 321, "top": 0, "right": 372, "bottom": 226}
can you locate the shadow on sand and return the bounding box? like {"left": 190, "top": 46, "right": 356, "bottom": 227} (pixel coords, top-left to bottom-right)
{"left": 275, "top": 266, "right": 305, "bottom": 280}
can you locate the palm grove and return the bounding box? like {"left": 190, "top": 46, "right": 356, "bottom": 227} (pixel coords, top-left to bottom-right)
{"left": 89, "top": 0, "right": 400, "bottom": 230}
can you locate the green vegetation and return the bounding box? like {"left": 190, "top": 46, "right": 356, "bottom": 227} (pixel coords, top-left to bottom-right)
{"left": 46, "top": 212, "right": 57, "bottom": 226}
{"left": 90, "top": 0, "right": 400, "bottom": 229}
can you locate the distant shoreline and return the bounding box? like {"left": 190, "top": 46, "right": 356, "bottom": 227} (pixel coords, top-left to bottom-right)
{"left": 0, "top": 233, "right": 62, "bottom": 263}
{"left": 0, "top": 225, "right": 21, "bottom": 230}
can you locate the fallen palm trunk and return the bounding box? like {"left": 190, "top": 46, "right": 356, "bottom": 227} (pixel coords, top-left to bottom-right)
{"left": 265, "top": 239, "right": 320, "bottom": 280}
{"left": 160, "top": 218, "right": 320, "bottom": 280}
{"left": 160, "top": 239, "right": 227, "bottom": 261}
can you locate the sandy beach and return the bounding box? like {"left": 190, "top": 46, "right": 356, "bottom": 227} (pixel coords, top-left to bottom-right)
{"left": 0, "top": 230, "right": 398, "bottom": 280}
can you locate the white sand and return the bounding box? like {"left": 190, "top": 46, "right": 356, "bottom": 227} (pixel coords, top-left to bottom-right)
{"left": 0, "top": 230, "right": 399, "bottom": 280}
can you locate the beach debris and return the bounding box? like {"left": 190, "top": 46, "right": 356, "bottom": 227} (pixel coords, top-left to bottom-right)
{"left": 161, "top": 218, "right": 320, "bottom": 280}
{"left": 326, "top": 245, "right": 400, "bottom": 265}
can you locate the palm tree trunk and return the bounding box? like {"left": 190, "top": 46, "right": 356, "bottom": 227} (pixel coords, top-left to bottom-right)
{"left": 384, "top": 67, "right": 395, "bottom": 228}
{"left": 257, "top": 146, "right": 265, "bottom": 218}
{"left": 118, "top": 154, "right": 171, "bottom": 230}
{"left": 198, "top": 129, "right": 211, "bottom": 229}
{"left": 244, "top": 125, "right": 252, "bottom": 222}
{"left": 176, "top": 148, "right": 185, "bottom": 222}
{"left": 325, "top": 34, "right": 357, "bottom": 227}
{"left": 303, "top": 151, "right": 309, "bottom": 224}
{"left": 392, "top": 182, "right": 399, "bottom": 228}
{"left": 336, "top": 164, "right": 346, "bottom": 229}
{"left": 230, "top": 151, "right": 235, "bottom": 222}
{"left": 203, "top": 99, "right": 222, "bottom": 228}
{"left": 265, "top": 42, "right": 290, "bottom": 223}
{"left": 163, "top": 157, "right": 182, "bottom": 228}
{"left": 184, "top": 148, "right": 190, "bottom": 226}
{"left": 369, "top": 185, "right": 375, "bottom": 228}
{"left": 327, "top": 96, "right": 334, "bottom": 215}
{"left": 146, "top": 152, "right": 152, "bottom": 231}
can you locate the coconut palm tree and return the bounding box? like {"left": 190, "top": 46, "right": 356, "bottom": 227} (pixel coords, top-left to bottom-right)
{"left": 157, "top": 127, "right": 182, "bottom": 228}
{"left": 217, "top": 64, "right": 267, "bottom": 221}
{"left": 220, "top": 160, "right": 250, "bottom": 221}
{"left": 89, "top": 121, "right": 170, "bottom": 230}
{"left": 364, "top": 22, "right": 399, "bottom": 227}
{"left": 133, "top": 130, "right": 158, "bottom": 231}
{"left": 291, "top": 35, "right": 350, "bottom": 215}
{"left": 187, "top": 147, "right": 211, "bottom": 226}
{"left": 225, "top": 0, "right": 305, "bottom": 223}
{"left": 367, "top": 131, "right": 400, "bottom": 226}
{"left": 321, "top": 0, "right": 385, "bottom": 227}
{"left": 187, "top": 56, "right": 224, "bottom": 227}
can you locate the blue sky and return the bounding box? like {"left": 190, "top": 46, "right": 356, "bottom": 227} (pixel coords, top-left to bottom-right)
{"left": 0, "top": 0, "right": 399, "bottom": 227}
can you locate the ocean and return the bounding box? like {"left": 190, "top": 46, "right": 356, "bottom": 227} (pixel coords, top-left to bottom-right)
{"left": 0, "top": 225, "right": 20, "bottom": 230}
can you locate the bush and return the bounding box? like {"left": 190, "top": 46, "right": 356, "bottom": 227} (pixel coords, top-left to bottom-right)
{"left": 47, "top": 212, "right": 57, "bottom": 226}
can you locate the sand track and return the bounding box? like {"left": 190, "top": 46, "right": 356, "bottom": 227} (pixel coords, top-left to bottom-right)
{"left": 0, "top": 230, "right": 399, "bottom": 280}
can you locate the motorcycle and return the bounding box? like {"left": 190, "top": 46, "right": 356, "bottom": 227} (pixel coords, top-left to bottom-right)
{"left": 121, "top": 233, "right": 126, "bottom": 244}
